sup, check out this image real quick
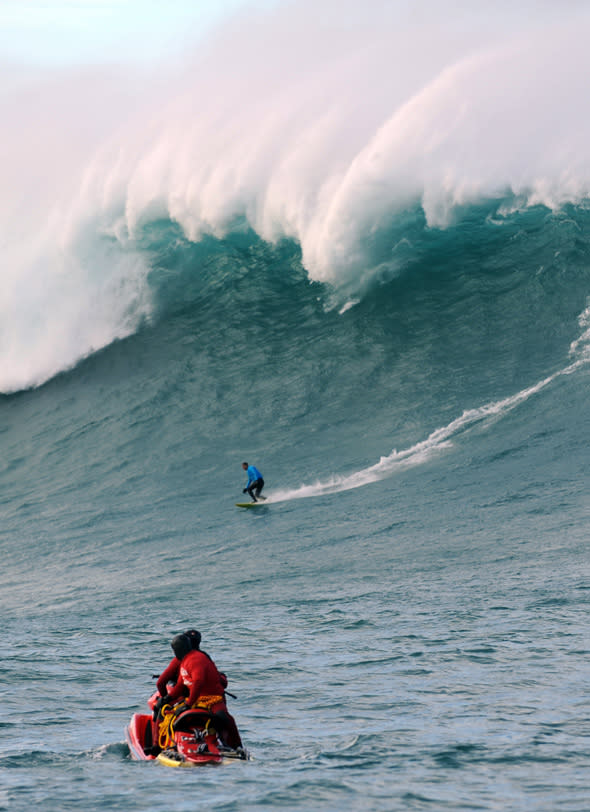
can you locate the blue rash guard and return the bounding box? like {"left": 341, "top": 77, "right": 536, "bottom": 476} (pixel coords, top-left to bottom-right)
{"left": 245, "top": 465, "right": 263, "bottom": 487}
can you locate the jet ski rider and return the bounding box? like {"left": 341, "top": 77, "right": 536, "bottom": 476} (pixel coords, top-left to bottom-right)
{"left": 157, "top": 631, "right": 243, "bottom": 750}
{"left": 155, "top": 628, "right": 204, "bottom": 700}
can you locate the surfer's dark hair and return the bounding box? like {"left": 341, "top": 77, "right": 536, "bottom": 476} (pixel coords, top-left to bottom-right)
{"left": 242, "top": 461, "right": 248, "bottom": 466}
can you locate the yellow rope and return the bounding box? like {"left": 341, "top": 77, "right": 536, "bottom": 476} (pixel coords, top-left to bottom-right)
{"left": 192, "top": 694, "right": 224, "bottom": 711}
{"left": 157, "top": 695, "right": 224, "bottom": 748}
{"left": 157, "top": 705, "right": 176, "bottom": 749}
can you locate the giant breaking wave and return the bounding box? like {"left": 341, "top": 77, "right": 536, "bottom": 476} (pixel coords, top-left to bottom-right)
{"left": 2, "top": 0, "right": 590, "bottom": 393}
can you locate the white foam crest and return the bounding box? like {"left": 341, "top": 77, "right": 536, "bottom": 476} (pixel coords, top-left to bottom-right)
{"left": 0, "top": 67, "right": 156, "bottom": 392}
{"left": 76, "top": 1, "right": 590, "bottom": 290}
{"left": 0, "top": 226, "right": 152, "bottom": 393}
{"left": 568, "top": 300, "right": 590, "bottom": 361}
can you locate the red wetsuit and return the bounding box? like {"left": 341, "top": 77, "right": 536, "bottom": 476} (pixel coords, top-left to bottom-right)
{"left": 157, "top": 658, "right": 180, "bottom": 697}
{"left": 168, "top": 650, "right": 225, "bottom": 705}
{"left": 167, "top": 650, "right": 241, "bottom": 748}
{"left": 159, "top": 655, "right": 228, "bottom": 699}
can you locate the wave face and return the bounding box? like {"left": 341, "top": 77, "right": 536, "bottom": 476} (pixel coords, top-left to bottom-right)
{"left": 2, "top": 201, "right": 590, "bottom": 502}
{"left": 2, "top": 0, "right": 590, "bottom": 391}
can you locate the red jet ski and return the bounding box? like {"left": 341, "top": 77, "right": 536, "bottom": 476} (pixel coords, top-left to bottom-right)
{"left": 126, "top": 693, "right": 249, "bottom": 767}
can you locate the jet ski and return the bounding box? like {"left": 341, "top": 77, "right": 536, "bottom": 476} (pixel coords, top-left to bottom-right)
{"left": 126, "top": 693, "right": 249, "bottom": 766}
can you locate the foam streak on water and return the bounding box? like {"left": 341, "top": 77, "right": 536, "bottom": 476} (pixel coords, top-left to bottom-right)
{"left": 272, "top": 309, "right": 590, "bottom": 502}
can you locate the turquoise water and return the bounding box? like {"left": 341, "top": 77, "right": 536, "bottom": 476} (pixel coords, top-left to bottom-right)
{"left": 2, "top": 4, "right": 590, "bottom": 810}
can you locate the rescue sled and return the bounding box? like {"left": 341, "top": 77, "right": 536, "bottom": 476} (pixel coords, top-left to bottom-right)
{"left": 126, "top": 694, "right": 249, "bottom": 767}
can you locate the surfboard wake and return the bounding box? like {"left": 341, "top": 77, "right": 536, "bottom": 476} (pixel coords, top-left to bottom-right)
{"left": 269, "top": 310, "right": 590, "bottom": 503}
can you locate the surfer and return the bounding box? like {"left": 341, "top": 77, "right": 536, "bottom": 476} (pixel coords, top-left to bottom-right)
{"left": 242, "top": 461, "right": 266, "bottom": 502}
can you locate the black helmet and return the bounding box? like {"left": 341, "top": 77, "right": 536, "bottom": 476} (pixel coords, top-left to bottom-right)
{"left": 185, "top": 629, "right": 201, "bottom": 650}
{"left": 171, "top": 633, "right": 192, "bottom": 661}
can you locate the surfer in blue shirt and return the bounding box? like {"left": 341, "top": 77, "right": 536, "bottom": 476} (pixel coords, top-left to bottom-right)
{"left": 242, "top": 462, "right": 266, "bottom": 502}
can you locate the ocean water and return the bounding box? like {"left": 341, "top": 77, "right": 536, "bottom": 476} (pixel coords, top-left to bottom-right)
{"left": 3, "top": 3, "right": 590, "bottom": 811}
